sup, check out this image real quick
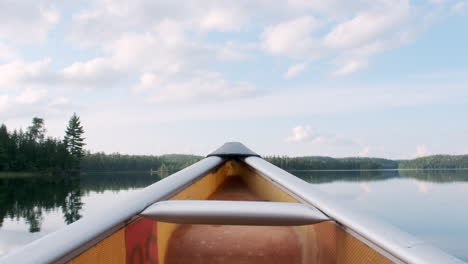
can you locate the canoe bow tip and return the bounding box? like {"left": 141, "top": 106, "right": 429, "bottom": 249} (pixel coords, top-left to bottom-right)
{"left": 207, "top": 142, "right": 261, "bottom": 158}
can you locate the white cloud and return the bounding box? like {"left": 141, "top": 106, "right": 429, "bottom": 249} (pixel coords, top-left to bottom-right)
{"left": 105, "top": 20, "right": 192, "bottom": 73}
{"left": 55, "top": 0, "right": 428, "bottom": 100}
{"left": 261, "top": 16, "right": 322, "bottom": 58}
{"left": 62, "top": 58, "right": 110, "bottom": 77}
{"left": 69, "top": 0, "right": 249, "bottom": 47}
{"left": 0, "top": 57, "right": 118, "bottom": 91}
{"left": 15, "top": 88, "right": 48, "bottom": 104}
{"left": 68, "top": 16, "right": 258, "bottom": 101}
{"left": 452, "top": 1, "right": 467, "bottom": 15}
{"left": 286, "top": 125, "right": 313, "bottom": 142}
{"left": 258, "top": 0, "right": 419, "bottom": 75}
{"left": 0, "top": 1, "right": 59, "bottom": 43}
{"left": 333, "top": 59, "right": 368, "bottom": 76}
{"left": 323, "top": 1, "right": 410, "bottom": 49}
{"left": 199, "top": 8, "right": 244, "bottom": 32}
{"left": 61, "top": 57, "right": 121, "bottom": 90}
{"left": 134, "top": 71, "right": 257, "bottom": 104}
{"left": 0, "top": 87, "right": 71, "bottom": 121}
{"left": 284, "top": 62, "right": 308, "bottom": 79}
{"left": 0, "top": 59, "right": 52, "bottom": 88}
{"left": 416, "top": 144, "right": 431, "bottom": 157}
{"left": 0, "top": 56, "right": 124, "bottom": 93}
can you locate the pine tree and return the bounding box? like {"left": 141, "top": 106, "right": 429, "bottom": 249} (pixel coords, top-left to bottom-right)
{"left": 27, "top": 117, "right": 46, "bottom": 143}
{"left": 64, "top": 113, "right": 85, "bottom": 168}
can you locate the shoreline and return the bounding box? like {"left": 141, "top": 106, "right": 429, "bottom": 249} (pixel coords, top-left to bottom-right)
{"left": 2, "top": 168, "right": 468, "bottom": 179}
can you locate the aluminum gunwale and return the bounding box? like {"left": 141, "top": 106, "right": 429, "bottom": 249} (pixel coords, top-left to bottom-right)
{"left": 244, "top": 156, "right": 466, "bottom": 264}
{"left": 0, "top": 156, "right": 224, "bottom": 264}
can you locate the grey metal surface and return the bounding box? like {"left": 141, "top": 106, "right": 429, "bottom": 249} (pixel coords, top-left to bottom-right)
{"left": 141, "top": 200, "right": 329, "bottom": 226}
{"left": 207, "top": 142, "right": 260, "bottom": 158}
{"left": 0, "top": 156, "right": 224, "bottom": 264}
{"left": 244, "top": 156, "right": 466, "bottom": 264}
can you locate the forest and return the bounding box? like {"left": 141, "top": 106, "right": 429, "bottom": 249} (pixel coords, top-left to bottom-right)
{"left": 0, "top": 114, "right": 84, "bottom": 173}
{"left": 80, "top": 153, "right": 203, "bottom": 173}
{"left": 75, "top": 153, "right": 468, "bottom": 172}
{"left": 2, "top": 117, "right": 468, "bottom": 173}
{"left": 399, "top": 155, "right": 468, "bottom": 169}
{"left": 265, "top": 156, "right": 398, "bottom": 170}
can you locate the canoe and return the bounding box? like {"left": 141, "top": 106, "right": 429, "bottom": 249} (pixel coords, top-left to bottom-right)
{"left": 0, "top": 142, "right": 465, "bottom": 264}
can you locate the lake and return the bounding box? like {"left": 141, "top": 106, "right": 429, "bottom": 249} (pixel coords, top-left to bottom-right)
{"left": 1, "top": 169, "right": 467, "bottom": 261}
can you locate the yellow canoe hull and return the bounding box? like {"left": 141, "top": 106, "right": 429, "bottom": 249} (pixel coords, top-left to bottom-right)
{"left": 68, "top": 160, "right": 392, "bottom": 264}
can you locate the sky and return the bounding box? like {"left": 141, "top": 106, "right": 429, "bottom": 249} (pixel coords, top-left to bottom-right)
{"left": 0, "top": 0, "right": 467, "bottom": 159}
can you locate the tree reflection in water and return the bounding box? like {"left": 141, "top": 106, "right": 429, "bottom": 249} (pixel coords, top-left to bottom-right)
{"left": 0, "top": 175, "right": 83, "bottom": 232}
{"left": 284, "top": 169, "right": 468, "bottom": 184}
{"left": 0, "top": 172, "right": 160, "bottom": 233}
{"left": 2, "top": 169, "right": 466, "bottom": 233}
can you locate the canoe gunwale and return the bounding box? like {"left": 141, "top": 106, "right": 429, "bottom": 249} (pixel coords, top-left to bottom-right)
{"left": 243, "top": 156, "right": 466, "bottom": 264}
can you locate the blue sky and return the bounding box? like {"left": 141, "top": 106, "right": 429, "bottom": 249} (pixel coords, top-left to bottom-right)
{"left": 0, "top": 0, "right": 467, "bottom": 158}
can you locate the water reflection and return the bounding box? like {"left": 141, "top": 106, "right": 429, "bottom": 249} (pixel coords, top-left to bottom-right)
{"left": 293, "top": 169, "right": 468, "bottom": 184}
{"left": 79, "top": 171, "right": 161, "bottom": 193}
{"left": 293, "top": 170, "right": 398, "bottom": 183}
{"left": 0, "top": 172, "right": 161, "bottom": 233}
{"left": 294, "top": 169, "right": 468, "bottom": 262}
{"left": 0, "top": 176, "right": 82, "bottom": 233}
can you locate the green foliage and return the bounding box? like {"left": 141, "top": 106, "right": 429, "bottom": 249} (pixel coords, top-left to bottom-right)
{"left": 265, "top": 156, "right": 399, "bottom": 170}
{"left": 27, "top": 117, "right": 46, "bottom": 143}
{"left": 399, "top": 155, "right": 468, "bottom": 169}
{"left": 80, "top": 153, "right": 202, "bottom": 174}
{"left": 0, "top": 115, "right": 85, "bottom": 173}
{"left": 64, "top": 113, "right": 86, "bottom": 166}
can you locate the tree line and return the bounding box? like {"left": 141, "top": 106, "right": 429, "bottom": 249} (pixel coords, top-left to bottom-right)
{"left": 0, "top": 114, "right": 85, "bottom": 173}
{"left": 399, "top": 155, "right": 468, "bottom": 169}
{"left": 80, "top": 154, "right": 468, "bottom": 172}
{"left": 80, "top": 153, "right": 203, "bottom": 174}
{"left": 265, "top": 156, "right": 399, "bottom": 170}
{"left": 266, "top": 155, "right": 468, "bottom": 170}
{"left": 2, "top": 115, "right": 467, "bottom": 173}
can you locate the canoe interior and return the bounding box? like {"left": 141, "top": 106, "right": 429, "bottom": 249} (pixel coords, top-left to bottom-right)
{"left": 67, "top": 160, "right": 394, "bottom": 264}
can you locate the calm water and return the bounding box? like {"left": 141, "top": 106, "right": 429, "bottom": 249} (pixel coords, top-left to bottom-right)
{"left": 295, "top": 170, "right": 468, "bottom": 261}
{"left": 1, "top": 170, "right": 467, "bottom": 261}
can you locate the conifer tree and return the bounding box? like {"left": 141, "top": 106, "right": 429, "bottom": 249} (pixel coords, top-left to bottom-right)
{"left": 64, "top": 113, "right": 85, "bottom": 168}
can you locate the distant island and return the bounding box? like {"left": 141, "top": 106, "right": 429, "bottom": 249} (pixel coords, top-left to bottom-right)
{"left": 1, "top": 117, "right": 468, "bottom": 175}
